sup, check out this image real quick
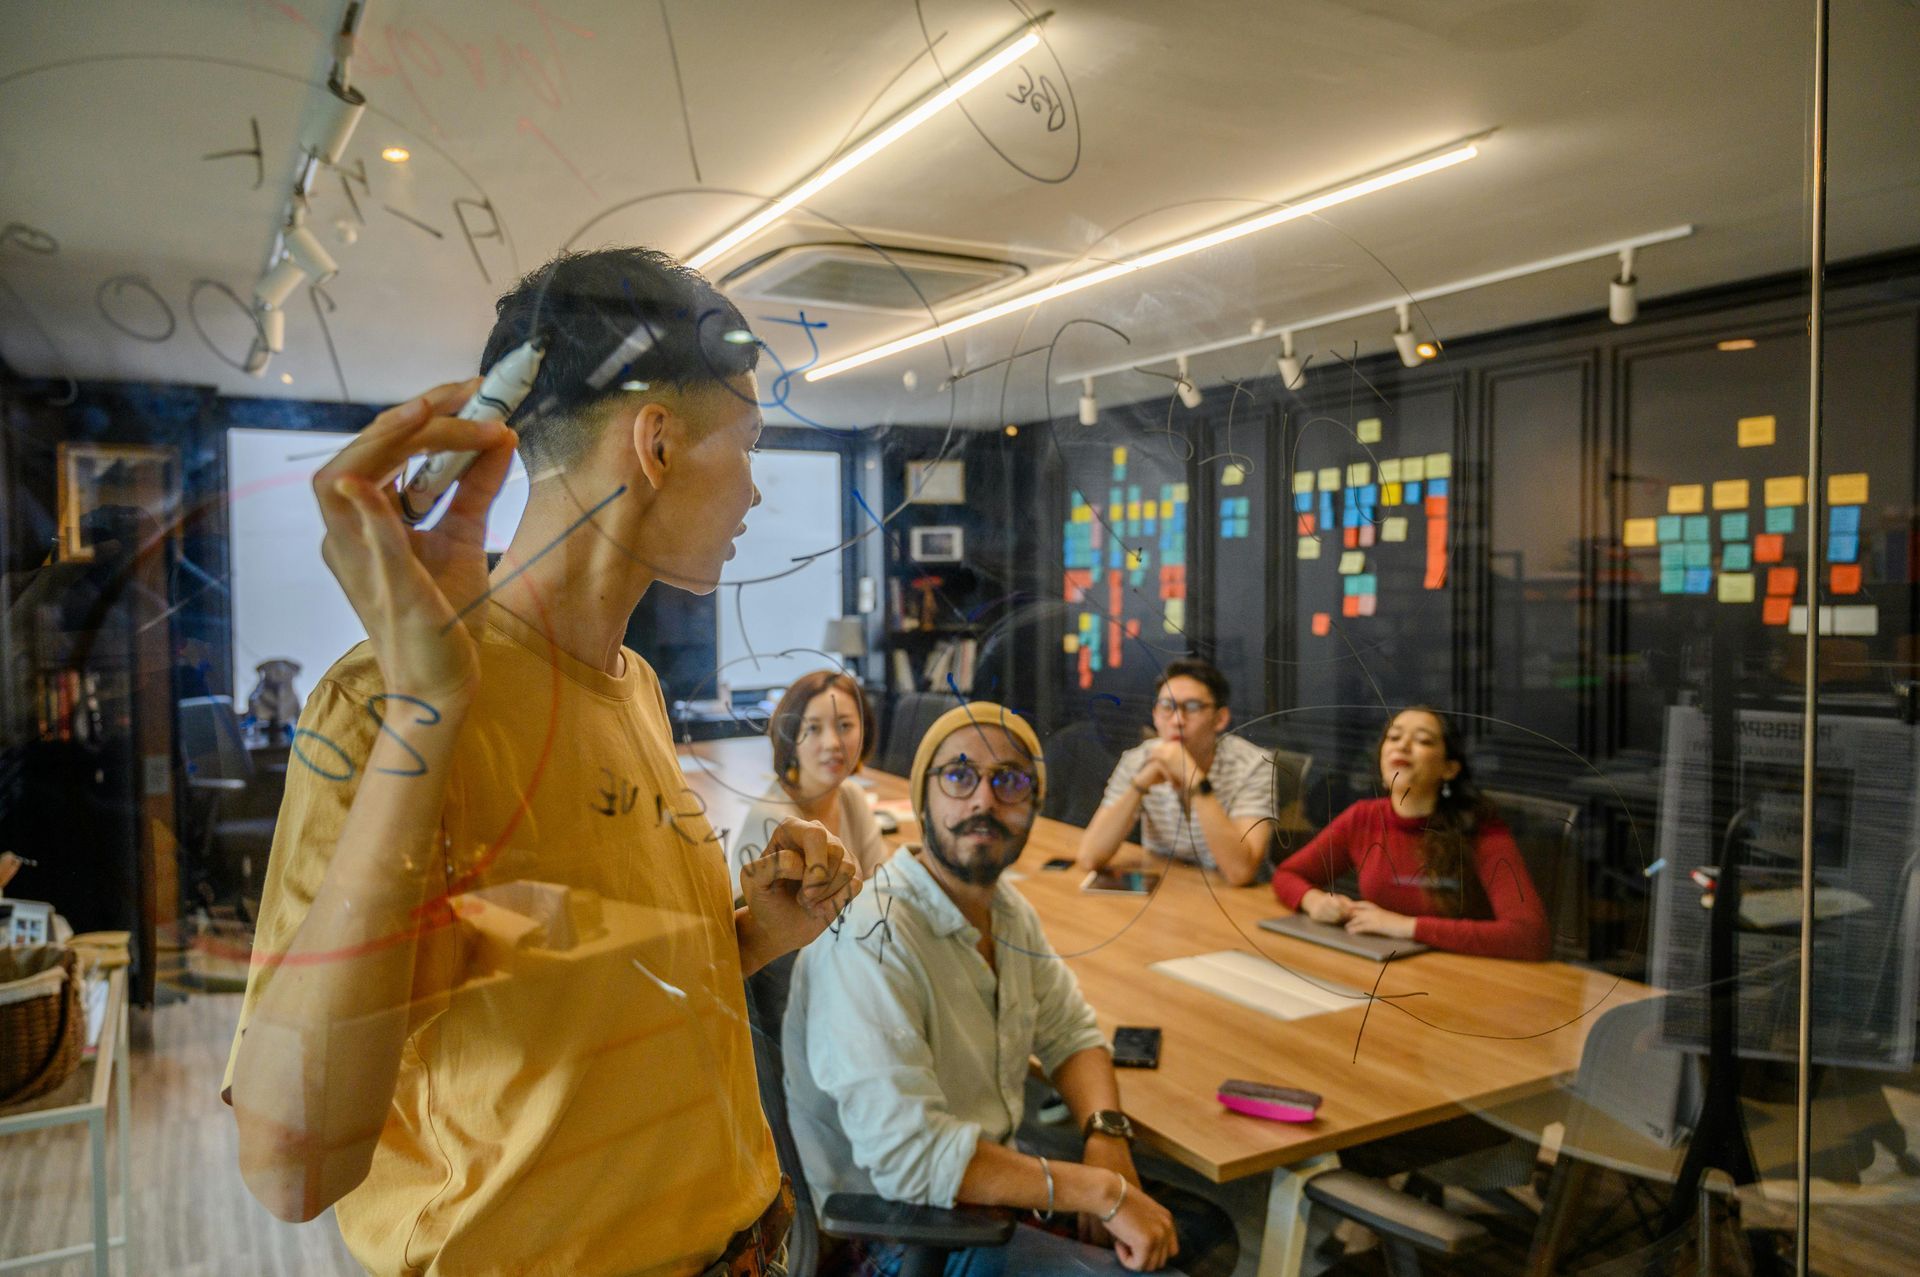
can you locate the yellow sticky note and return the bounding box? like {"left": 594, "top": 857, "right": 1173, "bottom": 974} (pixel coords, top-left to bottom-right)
{"left": 1402, "top": 457, "right": 1427, "bottom": 481}
{"left": 1079, "top": 614, "right": 1093, "bottom": 631}
{"left": 1828, "top": 473, "right": 1868, "bottom": 505}
{"left": 1072, "top": 506, "right": 1092, "bottom": 523}
{"left": 1667, "top": 484, "right": 1705, "bottom": 514}
{"left": 1109, "top": 503, "right": 1122, "bottom": 522}
{"left": 1318, "top": 468, "right": 1341, "bottom": 492}
{"left": 1296, "top": 536, "right": 1322, "bottom": 560}
{"left": 1764, "top": 475, "right": 1805, "bottom": 507}
{"left": 1379, "top": 459, "right": 1403, "bottom": 483}
{"left": 1063, "top": 634, "right": 1080, "bottom": 654}
{"left": 1347, "top": 462, "right": 1372, "bottom": 488}
{"left": 1384, "top": 482, "right": 1403, "bottom": 506}
{"left": 1382, "top": 517, "right": 1409, "bottom": 543}
{"left": 1222, "top": 463, "right": 1246, "bottom": 487}
{"left": 1622, "top": 518, "right": 1658, "bottom": 547}
{"left": 1718, "top": 572, "right": 1756, "bottom": 604}
{"left": 1357, "top": 417, "right": 1383, "bottom": 444}
{"left": 1112, "top": 447, "right": 1127, "bottom": 465}
{"left": 1738, "top": 415, "right": 1776, "bottom": 448}
{"left": 1293, "top": 471, "right": 1314, "bottom": 494}
{"left": 1163, "top": 599, "right": 1185, "bottom": 633}
{"left": 1159, "top": 500, "right": 1173, "bottom": 519}
{"left": 1338, "top": 551, "right": 1365, "bottom": 575}
{"left": 1127, "top": 502, "right": 1140, "bottom": 521}
{"left": 1711, "top": 479, "right": 1750, "bottom": 510}
{"left": 1426, "top": 453, "right": 1452, "bottom": 479}
{"left": 1171, "top": 483, "right": 1189, "bottom": 502}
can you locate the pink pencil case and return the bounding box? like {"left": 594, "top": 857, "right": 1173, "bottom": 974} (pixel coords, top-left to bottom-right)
{"left": 1218, "top": 1079, "right": 1321, "bottom": 1123}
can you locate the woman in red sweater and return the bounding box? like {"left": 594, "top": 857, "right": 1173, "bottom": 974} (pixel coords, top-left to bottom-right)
{"left": 1271, "top": 707, "right": 1550, "bottom": 960}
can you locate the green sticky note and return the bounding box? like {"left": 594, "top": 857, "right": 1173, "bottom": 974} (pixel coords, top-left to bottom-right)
{"left": 1683, "top": 516, "right": 1711, "bottom": 542}
{"left": 1721, "top": 543, "right": 1752, "bottom": 571}
{"left": 1764, "top": 506, "right": 1795, "bottom": 535}
{"left": 1656, "top": 515, "right": 1682, "bottom": 542}
{"left": 1720, "top": 512, "right": 1749, "bottom": 541}
{"left": 1660, "top": 544, "right": 1686, "bottom": 569}
{"left": 1685, "top": 543, "right": 1712, "bottom": 568}
{"left": 1660, "top": 568, "right": 1685, "bottom": 594}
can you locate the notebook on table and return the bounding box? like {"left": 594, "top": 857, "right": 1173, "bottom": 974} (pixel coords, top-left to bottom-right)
{"left": 1257, "top": 913, "right": 1428, "bottom": 961}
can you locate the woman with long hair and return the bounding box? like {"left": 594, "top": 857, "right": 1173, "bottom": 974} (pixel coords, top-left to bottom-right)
{"left": 1270, "top": 707, "right": 1549, "bottom": 960}
{"left": 728, "top": 669, "right": 890, "bottom": 893}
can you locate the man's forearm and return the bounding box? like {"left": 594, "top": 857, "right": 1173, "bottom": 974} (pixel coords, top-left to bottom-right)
{"left": 231, "top": 700, "right": 465, "bottom": 1221}
{"left": 1077, "top": 792, "right": 1140, "bottom": 869}
{"left": 1195, "top": 795, "right": 1261, "bottom": 885}
{"left": 956, "top": 1138, "right": 1127, "bottom": 1216}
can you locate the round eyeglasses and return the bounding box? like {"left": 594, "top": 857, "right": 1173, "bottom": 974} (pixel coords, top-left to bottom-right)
{"left": 934, "top": 758, "right": 1037, "bottom": 805}
{"left": 1152, "top": 697, "right": 1216, "bottom": 717}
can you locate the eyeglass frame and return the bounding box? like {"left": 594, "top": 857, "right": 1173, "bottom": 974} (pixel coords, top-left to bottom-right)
{"left": 931, "top": 755, "right": 1039, "bottom": 805}
{"left": 1152, "top": 697, "right": 1219, "bottom": 718}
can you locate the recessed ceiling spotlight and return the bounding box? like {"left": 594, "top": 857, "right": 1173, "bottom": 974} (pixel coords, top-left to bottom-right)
{"left": 381, "top": 146, "right": 410, "bottom": 163}
{"left": 280, "top": 372, "right": 294, "bottom": 384}
{"left": 1004, "top": 424, "right": 1019, "bottom": 437}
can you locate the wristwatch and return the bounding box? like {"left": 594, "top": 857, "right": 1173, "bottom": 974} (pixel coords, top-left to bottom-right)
{"left": 1194, "top": 776, "right": 1213, "bottom": 796}
{"left": 1083, "top": 1109, "right": 1136, "bottom": 1143}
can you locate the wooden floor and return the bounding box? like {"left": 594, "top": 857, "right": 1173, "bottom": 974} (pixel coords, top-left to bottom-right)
{"left": 0, "top": 990, "right": 361, "bottom": 1277}
{"left": 4, "top": 990, "right": 1916, "bottom": 1276}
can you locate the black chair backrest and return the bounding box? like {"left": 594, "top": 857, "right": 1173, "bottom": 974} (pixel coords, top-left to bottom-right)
{"left": 875, "top": 691, "right": 961, "bottom": 779}
{"left": 1039, "top": 720, "right": 1124, "bottom": 827}
{"left": 1480, "top": 788, "right": 1586, "bottom": 962}
{"left": 743, "top": 952, "right": 819, "bottom": 1276}
{"left": 178, "top": 695, "right": 253, "bottom": 783}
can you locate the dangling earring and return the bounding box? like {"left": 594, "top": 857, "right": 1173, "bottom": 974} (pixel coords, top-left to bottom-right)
{"left": 1441, "top": 781, "right": 1452, "bottom": 799}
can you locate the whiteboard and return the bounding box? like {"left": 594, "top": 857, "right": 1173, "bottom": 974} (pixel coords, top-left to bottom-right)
{"left": 715, "top": 450, "right": 844, "bottom": 696}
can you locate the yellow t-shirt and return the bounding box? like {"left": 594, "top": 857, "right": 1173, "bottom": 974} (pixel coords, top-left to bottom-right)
{"left": 223, "top": 605, "right": 778, "bottom": 1276}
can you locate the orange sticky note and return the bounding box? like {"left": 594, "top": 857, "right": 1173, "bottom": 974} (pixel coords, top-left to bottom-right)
{"left": 1831, "top": 563, "right": 1861, "bottom": 595}
{"left": 1425, "top": 495, "right": 1449, "bottom": 518}
{"left": 1297, "top": 513, "right": 1316, "bottom": 536}
{"left": 1343, "top": 526, "right": 1359, "bottom": 549}
{"left": 1424, "top": 518, "right": 1449, "bottom": 589}
{"left": 1341, "top": 595, "right": 1362, "bottom": 618}
{"left": 1311, "top": 613, "right": 1332, "bottom": 636}
{"left": 1766, "top": 567, "right": 1797, "bottom": 597}
{"left": 1668, "top": 485, "right": 1705, "bottom": 514}
{"left": 1763, "top": 597, "right": 1793, "bottom": 626}
{"left": 1754, "top": 534, "right": 1784, "bottom": 563}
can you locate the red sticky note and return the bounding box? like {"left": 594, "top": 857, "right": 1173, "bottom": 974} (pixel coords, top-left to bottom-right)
{"left": 1831, "top": 563, "right": 1861, "bottom": 595}
{"left": 1124, "top": 618, "right": 1141, "bottom": 638}
{"left": 1343, "top": 526, "right": 1359, "bottom": 549}
{"left": 1424, "top": 518, "right": 1449, "bottom": 589}
{"left": 1342, "top": 595, "right": 1362, "bottom": 618}
{"left": 1311, "top": 612, "right": 1331, "bottom": 636}
{"left": 1766, "top": 567, "right": 1797, "bottom": 597}
{"left": 1754, "top": 534, "right": 1784, "bottom": 563}
{"left": 1425, "top": 495, "right": 1449, "bottom": 519}
{"left": 1762, "top": 597, "right": 1792, "bottom": 626}
{"left": 1296, "top": 513, "right": 1316, "bottom": 536}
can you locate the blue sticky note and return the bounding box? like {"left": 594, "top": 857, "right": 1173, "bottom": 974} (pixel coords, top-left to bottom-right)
{"left": 1342, "top": 507, "right": 1359, "bottom": 529}
{"left": 1295, "top": 492, "right": 1313, "bottom": 513}
{"left": 1361, "top": 484, "right": 1380, "bottom": 507}
{"left": 1405, "top": 482, "right": 1422, "bottom": 504}
{"left": 1660, "top": 544, "right": 1685, "bottom": 569}
{"left": 1721, "top": 543, "right": 1752, "bottom": 571}
{"left": 1428, "top": 478, "right": 1449, "bottom": 498}
{"left": 1720, "top": 513, "right": 1749, "bottom": 541}
{"left": 1660, "top": 568, "right": 1685, "bottom": 594}
{"left": 1320, "top": 494, "right": 1335, "bottom": 525}
{"left": 1683, "top": 516, "right": 1711, "bottom": 542}
{"left": 1657, "top": 515, "right": 1683, "bottom": 542}
{"left": 1829, "top": 505, "right": 1861, "bottom": 534}
{"left": 1765, "top": 506, "right": 1795, "bottom": 534}
{"left": 1684, "top": 543, "right": 1712, "bottom": 568}
{"left": 1829, "top": 532, "right": 1859, "bottom": 563}
{"left": 1685, "top": 568, "right": 1713, "bottom": 594}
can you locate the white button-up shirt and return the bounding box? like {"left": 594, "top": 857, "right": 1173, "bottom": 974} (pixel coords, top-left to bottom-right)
{"left": 784, "top": 846, "right": 1109, "bottom": 1210}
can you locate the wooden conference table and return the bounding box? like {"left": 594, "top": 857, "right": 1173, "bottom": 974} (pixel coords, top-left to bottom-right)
{"left": 677, "top": 736, "right": 1652, "bottom": 1274}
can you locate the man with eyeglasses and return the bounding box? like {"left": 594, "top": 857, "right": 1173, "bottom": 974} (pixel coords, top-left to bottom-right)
{"left": 782, "top": 702, "right": 1192, "bottom": 1273}
{"left": 1077, "top": 658, "right": 1276, "bottom": 886}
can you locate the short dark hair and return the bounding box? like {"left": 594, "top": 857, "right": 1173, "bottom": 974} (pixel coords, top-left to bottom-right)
{"left": 479, "top": 247, "right": 760, "bottom": 470}
{"left": 1154, "top": 657, "right": 1230, "bottom": 709}
{"left": 768, "top": 670, "right": 875, "bottom": 797}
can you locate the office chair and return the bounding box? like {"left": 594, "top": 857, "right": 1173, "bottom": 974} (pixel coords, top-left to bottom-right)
{"left": 176, "top": 695, "right": 277, "bottom": 913}
{"left": 875, "top": 692, "right": 957, "bottom": 779}
{"left": 1038, "top": 720, "right": 1123, "bottom": 827}
{"left": 742, "top": 954, "right": 1013, "bottom": 1277}
{"left": 1480, "top": 788, "right": 1588, "bottom": 962}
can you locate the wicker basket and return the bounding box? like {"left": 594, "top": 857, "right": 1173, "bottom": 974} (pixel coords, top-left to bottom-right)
{"left": 0, "top": 946, "right": 84, "bottom": 1106}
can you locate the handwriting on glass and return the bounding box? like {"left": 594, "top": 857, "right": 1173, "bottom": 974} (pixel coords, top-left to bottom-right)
{"left": 1006, "top": 65, "right": 1067, "bottom": 132}
{"left": 289, "top": 693, "right": 441, "bottom": 781}
{"left": 593, "top": 767, "right": 640, "bottom": 817}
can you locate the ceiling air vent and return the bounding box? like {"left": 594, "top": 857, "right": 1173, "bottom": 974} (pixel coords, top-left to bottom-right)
{"left": 721, "top": 243, "right": 1027, "bottom": 315}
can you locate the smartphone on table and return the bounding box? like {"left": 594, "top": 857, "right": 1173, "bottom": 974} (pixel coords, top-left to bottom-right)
{"left": 1112, "top": 1025, "right": 1162, "bottom": 1069}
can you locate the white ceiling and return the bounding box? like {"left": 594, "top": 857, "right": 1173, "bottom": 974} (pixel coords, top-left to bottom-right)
{"left": 2, "top": 0, "right": 1917, "bottom": 429}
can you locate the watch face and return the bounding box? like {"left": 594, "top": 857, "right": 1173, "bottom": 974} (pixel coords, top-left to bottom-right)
{"left": 1197, "top": 778, "right": 1213, "bottom": 795}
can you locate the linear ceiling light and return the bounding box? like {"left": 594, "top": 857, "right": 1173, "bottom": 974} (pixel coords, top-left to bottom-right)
{"left": 804, "top": 139, "right": 1484, "bottom": 383}
{"left": 685, "top": 23, "right": 1043, "bottom": 271}
{"left": 1056, "top": 223, "right": 1695, "bottom": 384}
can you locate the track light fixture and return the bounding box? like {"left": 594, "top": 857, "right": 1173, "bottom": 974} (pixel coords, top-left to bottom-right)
{"left": 301, "top": 74, "right": 367, "bottom": 167}
{"left": 1609, "top": 246, "right": 1638, "bottom": 324}
{"left": 1175, "top": 356, "right": 1203, "bottom": 410}
{"left": 1078, "top": 377, "right": 1099, "bottom": 426}
{"left": 253, "top": 256, "right": 307, "bottom": 311}
{"left": 257, "top": 305, "right": 286, "bottom": 354}
{"left": 283, "top": 208, "right": 339, "bottom": 282}
{"left": 1392, "top": 302, "right": 1422, "bottom": 368}
{"left": 1277, "top": 330, "right": 1305, "bottom": 391}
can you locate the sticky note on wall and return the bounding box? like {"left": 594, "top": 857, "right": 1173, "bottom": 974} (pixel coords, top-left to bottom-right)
{"left": 1764, "top": 476, "right": 1806, "bottom": 507}
{"left": 1668, "top": 485, "right": 1705, "bottom": 514}
{"left": 1222, "top": 464, "right": 1246, "bottom": 487}
{"left": 1379, "top": 459, "right": 1403, "bottom": 483}
{"left": 1319, "top": 468, "right": 1341, "bottom": 491}
{"left": 1622, "top": 518, "right": 1658, "bottom": 547}
{"left": 1357, "top": 417, "right": 1383, "bottom": 444}
{"left": 1348, "top": 462, "right": 1372, "bottom": 487}
{"left": 1339, "top": 551, "right": 1365, "bottom": 574}
{"left": 1402, "top": 457, "right": 1426, "bottom": 481}
{"left": 1297, "top": 536, "right": 1322, "bottom": 560}
{"left": 1382, "top": 517, "right": 1408, "bottom": 542}
{"left": 1718, "top": 573, "right": 1755, "bottom": 603}
{"left": 1828, "top": 473, "right": 1868, "bottom": 505}
{"left": 1830, "top": 563, "right": 1860, "bottom": 595}
{"left": 1711, "top": 480, "right": 1750, "bottom": 510}
{"left": 1426, "top": 454, "right": 1452, "bottom": 479}
{"left": 1738, "top": 416, "right": 1777, "bottom": 448}
{"left": 1293, "top": 471, "right": 1314, "bottom": 494}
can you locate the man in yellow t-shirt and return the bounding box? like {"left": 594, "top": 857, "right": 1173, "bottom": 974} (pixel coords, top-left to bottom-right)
{"left": 223, "top": 247, "right": 860, "bottom": 1276}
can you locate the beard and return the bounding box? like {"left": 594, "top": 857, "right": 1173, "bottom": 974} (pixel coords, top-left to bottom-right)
{"left": 924, "top": 812, "right": 1028, "bottom": 886}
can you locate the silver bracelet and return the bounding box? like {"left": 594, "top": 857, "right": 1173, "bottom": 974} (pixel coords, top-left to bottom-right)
{"left": 1037, "top": 1155, "right": 1055, "bottom": 1219}
{"left": 1099, "top": 1173, "right": 1128, "bottom": 1223}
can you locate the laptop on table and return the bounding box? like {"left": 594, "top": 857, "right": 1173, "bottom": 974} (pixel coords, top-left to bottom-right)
{"left": 1257, "top": 912, "right": 1428, "bottom": 961}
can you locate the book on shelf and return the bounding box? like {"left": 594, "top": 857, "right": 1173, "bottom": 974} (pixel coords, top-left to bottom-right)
{"left": 891, "top": 649, "right": 915, "bottom": 691}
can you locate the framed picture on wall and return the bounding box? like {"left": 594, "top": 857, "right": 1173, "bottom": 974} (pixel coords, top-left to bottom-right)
{"left": 56, "top": 442, "right": 179, "bottom": 563}
{"left": 906, "top": 459, "right": 965, "bottom": 504}
{"left": 909, "top": 525, "right": 965, "bottom": 562}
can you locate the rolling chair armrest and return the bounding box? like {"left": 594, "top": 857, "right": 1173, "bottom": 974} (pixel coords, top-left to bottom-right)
{"left": 1304, "top": 1170, "right": 1489, "bottom": 1254}
{"left": 820, "top": 1193, "right": 1016, "bottom": 1248}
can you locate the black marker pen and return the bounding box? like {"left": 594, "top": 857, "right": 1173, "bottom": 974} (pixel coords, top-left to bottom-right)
{"left": 399, "top": 338, "right": 545, "bottom": 524}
